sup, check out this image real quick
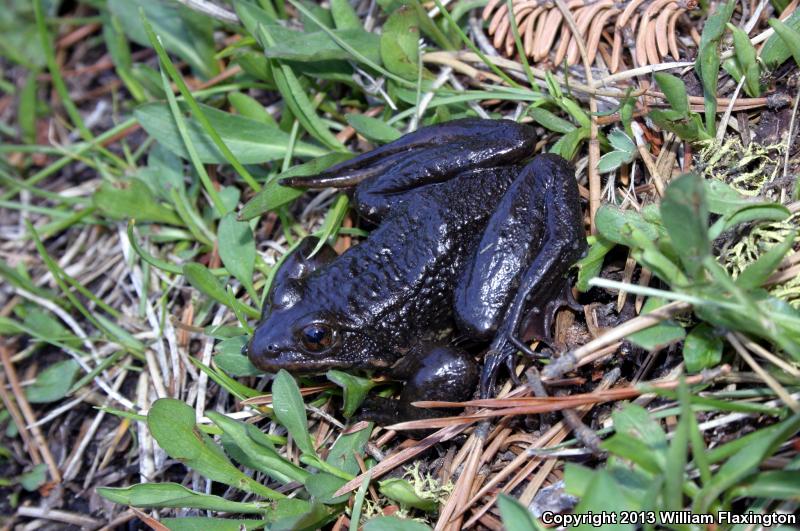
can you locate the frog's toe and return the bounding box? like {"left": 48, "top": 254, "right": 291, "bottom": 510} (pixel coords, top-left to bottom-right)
{"left": 479, "top": 341, "right": 516, "bottom": 398}
{"left": 520, "top": 280, "right": 582, "bottom": 344}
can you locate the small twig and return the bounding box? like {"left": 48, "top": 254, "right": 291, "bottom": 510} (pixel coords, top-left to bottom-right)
{"left": 632, "top": 121, "right": 665, "bottom": 196}
{"left": 716, "top": 75, "right": 746, "bottom": 144}
{"left": 542, "top": 300, "right": 691, "bottom": 380}
{"left": 0, "top": 344, "right": 62, "bottom": 482}
{"left": 16, "top": 507, "right": 101, "bottom": 528}
{"left": 784, "top": 86, "right": 800, "bottom": 180}
{"left": 553, "top": 0, "right": 600, "bottom": 230}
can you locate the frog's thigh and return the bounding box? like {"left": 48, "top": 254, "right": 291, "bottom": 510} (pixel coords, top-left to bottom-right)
{"left": 453, "top": 154, "right": 585, "bottom": 339}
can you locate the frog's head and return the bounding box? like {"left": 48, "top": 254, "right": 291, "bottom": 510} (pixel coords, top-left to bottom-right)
{"left": 246, "top": 237, "right": 388, "bottom": 373}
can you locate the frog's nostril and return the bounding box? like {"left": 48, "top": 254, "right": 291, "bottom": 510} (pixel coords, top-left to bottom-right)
{"left": 268, "top": 344, "right": 279, "bottom": 352}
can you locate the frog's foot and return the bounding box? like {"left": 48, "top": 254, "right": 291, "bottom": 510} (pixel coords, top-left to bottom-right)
{"left": 480, "top": 340, "right": 517, "bottom": 398}
{"left": 357, "top": 343, "right": 479, "bottom": 424}
{"left": 519, "top": 279, "right": 583, "bottom": 345}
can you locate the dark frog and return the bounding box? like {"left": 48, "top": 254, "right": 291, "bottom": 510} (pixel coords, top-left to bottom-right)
{"left": 247, "top": 118, "right": 586, "bottom": 422}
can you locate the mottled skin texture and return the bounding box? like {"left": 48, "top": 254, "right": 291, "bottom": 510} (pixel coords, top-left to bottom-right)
{"left": 247, "top": 118, "right": 587, "bottom": 422}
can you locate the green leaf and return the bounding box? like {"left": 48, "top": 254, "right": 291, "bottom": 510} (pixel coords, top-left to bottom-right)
{"left": 683, "top": 323, "right": 723, "bottom": 373}
{"left": 183, "top": 263, "right": 230, "bottom": 307}
{"left": 214, "top": 336, "right": 262, "bottom": 377}
{"left": 268, "top": 499, "right": 335, "bottom": 531}
{"left": 108, "top": 0, "right": 218, "bottom": 79}
{"left": 364, "top": 516, "right": 432, "bottom": 531}
{"left": 239, "top": 153, "right": 353, "bottom": 220}
{"left": 162, "top": 517, "right": 266, "bottom": 531}
{"left": 728, "top": 23, "right": 761, "bottom": 96}
{"left": 665, "top": 379, "right": 690, "bottom": 510}
{"left": 628, "top": 297, "right": 686, "bottom": 351}
{"left": 594, "top": 206, "right": 662, "bottom": 246}
{"left": 571, "top": 469, "right": 637, "bottom": 529}
{"left": 705, "top": 179, "right": 767, "bottom": 214}
{"left": 312, "top": 194, "right": 349, "bottom": 255}
{"left": 241, "top": 11, "right": 345, "bottom": 152}
{"left": 350, "top": 470, "right": 372, "bottom": 531}
{"left": 379, "top": 478, "right": 438, "bottom": 512}
{"left": 272, "top": 370, "right": 316, "bottom": 456}
{"left": 330, "top": 0, "right": 361, "bottom": 29}
{"left": 768, "top": 18, "right": 800, "bottom": 67}
{"left": 218, "top": 212, "right": 257, "bottom": 299}
{"left": 761, "top": 9, "right": 800, "bottom": 66}
{"left": 695, "top": 413, "right": 800, "bottom": 512}
{"left": 147, "top": 399, "right": 281, "bottom": 499}
{"left": 601, "top": 433, "right": 663, "bottom": 474}
{"left": 25, "top": 359, "right": 80, "bottom": 404}
{"left": 576, "top": 237, "right": 614, "bottom": 292}
{"left": 597, "top": 150, "right": 634, "bottom": 173}
{"left": 654, "top": 73, "right": 689, "bottom": 116}
{"left": 326, "top": 423, "right": 372, "bottom": 476}
{"left": 97, "top": 483, "right": 268, "bottom": 513}
{"left": 263, "top": 28, "right": 380, "bottom": 64}
{"left": 19, "top": 464, "right": 47, "bottom": 491}
{"left": 93, "top": 178, "right": 182, "bottom": 225}
{"left": 659, "top": 173, "right": 710, "bottom": 279}
{"left": 135, "top": 102, "right": 326, "bottom": 164}
{"left": 380, "top": 6, "right": 420, "bottom": 80}
{"left": 607, "top": 128, "right": 636, "bottom": 154}
{"left": 327, "top": 370, "right": 376, "bottom": 418}
{"left": 496, "top": 494, "right": 541, "bottom": 530}
{"left": 528, "top": 107, "right": 576, "bottom": 133}
{"left": 648, "top": 109, "right": 709, "bottom": 142}
{"left": 19, "top": 70, "right": 38, "bottom": 143}
{"left": 304, "top": 472, "right": 349, "bottom": 504}
{"left": 209, "top": 411, "right": 310, "bottom": 484}
{"left": 729, "top": 470, "right": 800, "bottom": 500}
{"left": 229, "top": 92, "right": 277, "bottom": 126}
{"left": 603, "top": 404, "right": 668, "bottom": 473}
{"left": 712, "top": 203, "right": 790, "bottom": 237}
{"left": 346, "top": 114, "right": 402, "bottom": 144}
{"left": 735, "top": 230, "right": 796, "bottom": 289}
{"left": 550, "top": 126, "right": 589, "bottom": 160}
{"left": 694, "top": 0, "right": 736, "bottom": 135}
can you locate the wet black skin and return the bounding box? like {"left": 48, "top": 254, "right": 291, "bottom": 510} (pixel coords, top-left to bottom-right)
{"left": 247, "top": 118, "right": 586, "bottom": 422}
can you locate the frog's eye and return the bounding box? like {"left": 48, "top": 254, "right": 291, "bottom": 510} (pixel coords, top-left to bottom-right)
{"left": 299, "top": 323, "right": 335, "bottom": 352}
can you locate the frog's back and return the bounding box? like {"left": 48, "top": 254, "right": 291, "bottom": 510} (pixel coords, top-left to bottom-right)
{"left": 300, "top": 167, "right": 519, "bottom": 346}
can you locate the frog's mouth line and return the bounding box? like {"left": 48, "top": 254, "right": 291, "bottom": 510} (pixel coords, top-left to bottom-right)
{"left": 248, "top": 349, "right": 390, "bottom": 374}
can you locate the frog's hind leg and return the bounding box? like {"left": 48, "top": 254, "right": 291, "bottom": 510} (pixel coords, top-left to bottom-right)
{"left": 450, "top": 154, "right": 587, "bottom": 397}
{"left": 280, "top": 119, "right": 537, "bottom": 222}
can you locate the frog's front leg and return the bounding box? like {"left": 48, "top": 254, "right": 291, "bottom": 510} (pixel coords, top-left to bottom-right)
{"left": 280, "top": 118, "right": 537, "bottom": 222}
{"left": 357, "top": 343, "right": 479, "bottom": 424}
{"left": 451, "top": 154, "right": 587, "bottom": 397}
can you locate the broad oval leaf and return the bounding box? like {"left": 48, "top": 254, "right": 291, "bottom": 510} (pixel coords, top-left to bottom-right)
{"left": 272, "top": 370, "right": 316, "bottom": 456}
{"left": 97, "top": 482, "right": 267, "bottom": 513}
{"left": 683, "top": 323, "right": 723, "bottom": 373}
{"left": 346, "top": 114, "right": 402, "bottom": 144}
{"left": 135, "top": 102, "right": 327, "bottom": 164}
{"left": 660, "top": 173, "right": 710, "bottom": 279}
{"left": 26, "top": 359, "right": 80, "bottom": 403}
{"left": 380, "top": 6, "right": 420, "bottom": 80}
{"left": 147, "top": 398, "right": 280, "bottom": 498}
{"left": 108, "top": 0, "right": 218, "bottom": 79}
{"left": 217, "top": 213, "right": 256, "bottom": 298}
{"left": 93, "top": 178, "right": 182, "bottom": 225}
